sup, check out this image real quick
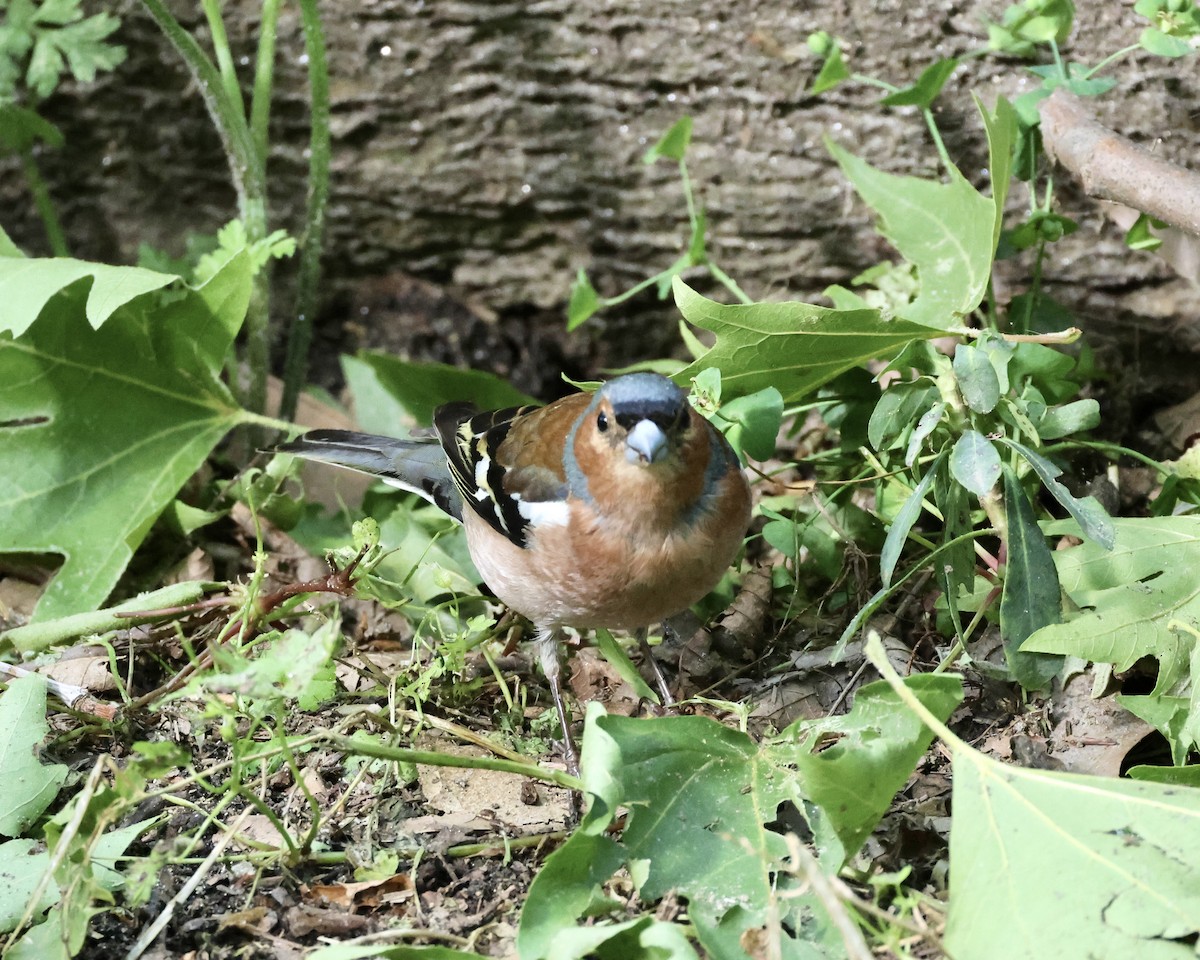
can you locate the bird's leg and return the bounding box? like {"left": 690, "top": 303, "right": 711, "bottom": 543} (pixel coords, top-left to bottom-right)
{"left": 537, "top": 628, "right": 579, "bottom": 776}
{"left": 637, "top": 626, "right": 675, "bottom": 707}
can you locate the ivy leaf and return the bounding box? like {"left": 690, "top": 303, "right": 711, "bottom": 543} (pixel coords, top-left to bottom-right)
{"left": 0, "top": 674, "right": 68, "bottom": 837}
{"left": 1022, "top": 517, "right": 1200, "bottom": 696}
{"left": 880, "top": 57, "right": 959, "bottom": 109}
{"left": 519, "top": 678, "right": 962, "bottom": 958}
{"left": 0, "top": 252, "right": 253, "bottom": 620}
{"left": 342, "top": 352, "right": 536, "bottom": 431}
{"left": 945, "top": 730, "right": 1200, "bottom": 960}
{"left": 672, "top": 279, "right": 941, "bottom": 403}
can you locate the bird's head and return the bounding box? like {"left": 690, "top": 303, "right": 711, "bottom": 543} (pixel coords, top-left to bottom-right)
{"left": 583, "top": 373, "right": 693, "bottom": 467}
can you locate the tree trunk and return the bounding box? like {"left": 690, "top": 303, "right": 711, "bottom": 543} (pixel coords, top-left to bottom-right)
{"left": 4, "top": 0, "right": 1198, "bottom": 406}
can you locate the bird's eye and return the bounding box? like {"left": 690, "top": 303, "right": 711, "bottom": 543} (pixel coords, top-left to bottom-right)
{"left": 596, "top": 411, "right": 609, "bottom": 432}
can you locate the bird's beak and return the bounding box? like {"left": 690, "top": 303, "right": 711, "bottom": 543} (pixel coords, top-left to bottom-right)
{"left": 625, "top": 419, "right": 668, "bottom": 464}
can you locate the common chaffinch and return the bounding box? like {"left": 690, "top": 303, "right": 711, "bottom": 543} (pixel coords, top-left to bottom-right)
{"left": 279, "top": 372, "right": 752, "bottom": 772}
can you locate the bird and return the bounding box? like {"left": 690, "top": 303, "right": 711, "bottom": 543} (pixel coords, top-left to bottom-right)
{"left": 277, "top": 372, "right": 752, "bottom": 773}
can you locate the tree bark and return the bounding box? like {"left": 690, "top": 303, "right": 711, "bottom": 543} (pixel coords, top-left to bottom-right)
{"left": 4, "top": 0, "right": 1199, "bottom": 400}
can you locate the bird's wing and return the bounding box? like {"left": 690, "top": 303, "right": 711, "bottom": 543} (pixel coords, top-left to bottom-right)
{"left": 435, "top": 395, "right": 589, "bottom": 546}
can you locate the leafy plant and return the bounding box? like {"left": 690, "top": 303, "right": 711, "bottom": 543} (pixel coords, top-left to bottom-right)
{"left": 566, "top": 117, "right": 752, "bottom": 330}
{"left": 5, "top": 0, "right": 1200, "bottom": 957}
{"left": 0, "top": 0, "right": 125, "bottom": 255}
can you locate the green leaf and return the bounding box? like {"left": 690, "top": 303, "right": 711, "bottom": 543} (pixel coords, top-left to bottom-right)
{"left": 6, "top": 912, "right": 72, "bottom": 960}
{"left": 951, "top": 430, "right": 1001, "bottom": 495}
{"left": 0, "top": 838, "right": 59, "bottom": 932}
{"left": 0, "top": 253, "right": 252, "bottom": 620}
{"left": 1023, "top": 517, "right": 1200, "bottom": 696}
{"left": 1125, "top": 212, "right": 1168, "bottom": 251}
{"left": 0, "top": 582, "right": 214, "bottom": 656}
{"left": 200, "top": 621, "right": 341, "bottom": 705}
{"left": 0, "top": 226, "right": 24, "bottom": 258}
{"left": 593, "top": 629, "right": 657, "bottom": 703}
{"left": 0, "top": 102, "right": 63, "bottom": 153}
{"left": 0, "top": 674, "right": 68, "bottom": 837}
{"left": 566, "top": 268, "right": 600, "bottom": 330}
{"left": 953, "top": 342, "right": 1001, "bottom": 413}
{"left": 1120, "top": 694, "right": 1193, "bottom": 765}
{"left": 643, "top": 116, "right": 692, "bottom": 164}
{"left": 1038, "top": 398, "right": 1099, "bottom": 439}
{"left": 868, "top": 381, "right": 938, "bottom": 451}
{"left": 1001, "top": 439, "right": 1115, "bottom": 549}
{"left": 1140, "top": 26, "right": 1195, "bottom": 56}
{"left": 810, "top": 42, "right": 850, "bottom": 94}
{"left": 714, "top": 386, "right": 783, "bottom": 461}
{"left": 672, "top": 279, "right": 941, "bottom": 403}
{"left": 342, "top": 352, "right": 537, "bottom": 431}
{"left": 827, "top": 107, "right": 1003, "bottom": 329}
{"left": 880, "top": 57, "right": 959, "bottom": 108}
{"left": 0, "top": 257, "right": 178, "bottom": 338}
{"left": 792, "top": 675, "right": 963, "bottom": 857}
{"left": 905, "top": 400, "right": 944, "bottom": 467}
{"left": 946, "top": 750, "right": 1200, "bottom": 960}
{"left": 999, "top": 464, "right": 1063, "bottom": 689}
{"left": 881, "top": 452, "right": 945, "bottom": 589}
{"left": 520, "top": 680, "right": 961, "bottom": 958}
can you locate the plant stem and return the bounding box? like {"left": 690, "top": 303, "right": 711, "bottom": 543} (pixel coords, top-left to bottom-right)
{"left": 829, "top": 529, "right": 994, "bottom": 664}
{"left": 139, "top": 0, "right": 271, "bottom": 414}
{"left": 137, "top": 0, "right": 262, "bottom": 217}
{"left": 708, "top": 261, "right": 753, "bottom": 304}
{"left": 280, "top": 0, "right": 331, "bottom": 422}
{"left": 200, "top": 0, "right": 245, "bottom": 120}
{"left": 249, "top": 0, "right": 281, "bottom": 162}
{"left": 20, "top": 150, "right": 69, "bottom": 256}
{"left": 1083, "top": 43, "right": 1140, "bottom": 79}
{"left": 923, "top": 108, "right": 954, "bottom": 174}
{"left": 324, "top": 733, "right": 583, "bottom": 791}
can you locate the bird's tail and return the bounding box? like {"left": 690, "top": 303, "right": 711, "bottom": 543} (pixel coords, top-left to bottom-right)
{"left": 275, "top": 429, "right": 462, "bottom": 520}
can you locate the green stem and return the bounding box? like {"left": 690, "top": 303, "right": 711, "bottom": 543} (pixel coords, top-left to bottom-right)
{"left": 249, "top": 0, "right": 281, "bottom": 163}
{"left": 20, "top": 150, "right": 69, "bottom": 256}
{"left": 138, "top": 0, "right": 262, "bottom": 216}
{"left": 242, "top": 0, "right": 279, "bottom": 421}
{"left": 280, "top": 0, "right": 332, "bottom": 421}
{"left": 864, "top": 632, "right": 957, "bottom": 744}
{"left": 829, "top": 528, "right": 994, "bottom": 664}
{"left": 200, "top": 0, "right": 245, "bottom": 120}
{"left": 851, "top": 73, "right": 898, "bottom": 94}
{"left": 139, "top": 0, "right": 270, "bottom": 413}
{"left": 679, "top": 158, "right": 700, "bottom": 248}
{"left": 324, "top": 733, "right": 583, "bottom": 791}
{"left": 1082, "top": 43, "right": 1141, "bottom": 79}
{"left": 708, "top": 261, "right": 753, "bottom": 304}
{"left": 922, "top": 107, "right": 954, "bottom": 174}
{"left": 238, "top": 409, "right": 302, "bottom": 436}
{"left": 1049, "top": 39, "right": 1067, "bottom": 82}
{"left": 600, "top": 269, "right": 675, "bottom": 307}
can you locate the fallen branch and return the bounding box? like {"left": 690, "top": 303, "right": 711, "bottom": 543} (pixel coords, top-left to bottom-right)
{"left": 1039, "top": 89, "right": 1200, "bottom": 237}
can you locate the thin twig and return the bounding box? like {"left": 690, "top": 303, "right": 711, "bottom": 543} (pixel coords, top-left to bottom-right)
{"left": 124, "top": 808, "right": 253, "bottom": 960}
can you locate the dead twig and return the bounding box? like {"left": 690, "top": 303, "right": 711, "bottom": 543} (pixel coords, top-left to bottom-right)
{"left": 1039, "top": 88, "right": 1200, "bottom": 237}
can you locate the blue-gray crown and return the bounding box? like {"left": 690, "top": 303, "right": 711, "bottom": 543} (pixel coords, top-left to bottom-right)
{"left": 601, "top": 373, "right": 688, "bottom": 428}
